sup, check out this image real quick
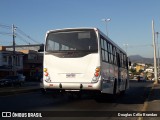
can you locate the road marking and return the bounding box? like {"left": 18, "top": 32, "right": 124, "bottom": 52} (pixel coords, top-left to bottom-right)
{"left": 137, "top": 84, "right": 154, "bottom": 120}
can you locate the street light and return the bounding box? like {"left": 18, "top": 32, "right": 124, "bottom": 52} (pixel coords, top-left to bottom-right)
{"left": 101, "top": 18, "right": 111, "bottom": 36}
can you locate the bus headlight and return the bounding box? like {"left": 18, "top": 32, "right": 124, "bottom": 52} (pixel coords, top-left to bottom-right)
{"left": 44, "top": 68, "right": 47, "bottom": 72}
{"left": 44, "top": 68, "right": 51, "bottom": 82}
{"left": 44, "top": 68, "right": 49, "bottom": 76}
{"left": 92, "top": 66, "right": 101, "bottom": 83}
{"left": 45, "top": 76, "right": 51, "bottom": 82}
{"left": 92, "top": 77, "right": 98, "bottom": 83}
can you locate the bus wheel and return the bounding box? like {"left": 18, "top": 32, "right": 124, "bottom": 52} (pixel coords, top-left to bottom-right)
{"left": 120, "top": 79, "right": 127, "bottom": 95}
{"left": 113, "top": 79, "right": 117, "bottom": 95}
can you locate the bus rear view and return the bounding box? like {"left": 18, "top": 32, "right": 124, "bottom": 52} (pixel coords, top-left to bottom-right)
{"left": 42, "top": 28, "right": 101, "bottom": 94}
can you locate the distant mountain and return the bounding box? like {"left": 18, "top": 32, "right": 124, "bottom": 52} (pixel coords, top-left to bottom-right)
{"left": 129, "top": 55, "right": 153, "bottom": 64}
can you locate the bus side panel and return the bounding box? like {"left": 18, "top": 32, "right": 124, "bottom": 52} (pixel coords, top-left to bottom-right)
{"left": 116, "top": 67, "right": 128, "bottom": 92}
{"left": 101, "top": 62, "right": 115, "bottom": 94}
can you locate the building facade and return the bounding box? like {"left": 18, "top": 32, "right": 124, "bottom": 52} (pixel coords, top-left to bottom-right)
{"left": 20, "top": 50, "right": 43, "bottom": 81}
{"left": 0, "top": 44, "right": 44, "bottom": 81}
{"left": 0, "top": 46, "right": 23, "bottom": 78}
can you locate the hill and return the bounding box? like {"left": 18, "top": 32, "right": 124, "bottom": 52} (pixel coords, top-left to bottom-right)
{"left": 129, "top": 55, "right": 153, "bottom": 64}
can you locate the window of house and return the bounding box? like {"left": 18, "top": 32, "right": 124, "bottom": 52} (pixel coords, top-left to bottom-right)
{"left": 3, "top": 56, "right": 7, "bottom": 63}
{"left": 28, "top": 54, "right": 37, "bottom": 60}
{"left": 8, "top": 56, "right": 12, "bottom": 65}
{"left": 16, "top": 56, "right": 20, "bottom": 66}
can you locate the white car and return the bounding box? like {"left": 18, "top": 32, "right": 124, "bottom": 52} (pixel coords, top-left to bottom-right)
{"left": 18, "top": 74, "right": 26, "bottom": 82}
{"left": 152, "top": 77, "right": 160, "bottom": 81}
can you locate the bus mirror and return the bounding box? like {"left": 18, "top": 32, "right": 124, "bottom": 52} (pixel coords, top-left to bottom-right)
{"left": 129, "top": 61, "right": 131, "bottom": 66}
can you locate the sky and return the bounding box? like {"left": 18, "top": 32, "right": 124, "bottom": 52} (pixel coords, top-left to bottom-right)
{"left": 0, "top": 0, "right": 160, "bottom": 58}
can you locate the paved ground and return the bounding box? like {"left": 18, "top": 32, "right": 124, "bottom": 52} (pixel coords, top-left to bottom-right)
{"left": 0, "top": 81, "right": 160, "bottom": 114}
{"left": 0, "top": 81, "right": 40, "bottom": 96}
{"left": 146, "top": 83, "right": 160, "bottom": 111}
{"left": 138, "top": 83, "right": 160, "bottom": 120}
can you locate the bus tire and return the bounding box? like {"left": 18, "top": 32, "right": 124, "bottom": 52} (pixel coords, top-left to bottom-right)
{"left": 113, "top": 79, "right": 117, "bottom": 95}
{"left": 121, "top": 79, "right": 127, "bottom": 95}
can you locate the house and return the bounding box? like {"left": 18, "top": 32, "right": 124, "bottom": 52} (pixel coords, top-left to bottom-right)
{"left": 0, "top": 44, "right": 44, "bottom": 81}
{"left": 136, "top": 63, "right": 146, "bottom": 73}
{"left": 145, "top": 67, "right": 154, "bottom": 73}
{"left": 5, "top": 44, "right": 44, "bottom": 52}
{"left": 20, "top": 50, "right": 43, "bottom": 81}
{"left": 0, "top": 46, "right": 23, "bottom": 78}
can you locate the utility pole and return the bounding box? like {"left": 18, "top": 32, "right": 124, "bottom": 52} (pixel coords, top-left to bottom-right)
{"left": 12, "top": 24, "right": 16, "bottom": 75}
{"left": 152, "top": 20, "right": 158, "bottom": 84}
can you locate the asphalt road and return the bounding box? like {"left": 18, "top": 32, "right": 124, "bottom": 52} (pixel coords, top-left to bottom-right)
{"left": 0, "top": 80, "right": 153, "bottom": 120}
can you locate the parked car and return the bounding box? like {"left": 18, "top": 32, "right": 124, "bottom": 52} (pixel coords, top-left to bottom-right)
{"left": 152, "top": 77, "right": 160, "bottom": 82}
{"left": 136, "top": 76, "right": 146, "bottom": 82}
{"left": 18, "top": 74, "right": 26, "bottom": 82}
{"left": 0, "top": 75, "right": 25, "bottom": 87}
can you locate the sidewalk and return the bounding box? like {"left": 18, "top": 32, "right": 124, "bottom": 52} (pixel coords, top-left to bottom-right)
{"left": 145, "top": 83, "right": 160, "bottom": 111}
{"left": 138, "top": 83, "right": 160, "bottom": 120}
{"left": 0, "top": 81, "right": 40, "bottom": 96}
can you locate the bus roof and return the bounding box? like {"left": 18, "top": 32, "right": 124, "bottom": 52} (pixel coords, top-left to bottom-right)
{"left": 46, "top": 27, "right": 97, "bottom": 34}
{"left": 46, "top": 27, "right": 127, "bottom": 55}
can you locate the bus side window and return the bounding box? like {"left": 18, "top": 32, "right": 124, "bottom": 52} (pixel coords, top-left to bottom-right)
{"left": 117, "top": 53, "right": 120, "bottom": 67}
{"left": 126, "top": 57, "right": 128, "bottom": 69}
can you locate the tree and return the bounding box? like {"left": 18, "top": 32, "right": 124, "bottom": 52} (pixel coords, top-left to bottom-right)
{"left": 130, "top": 68, "right": 136, "bottom": 75}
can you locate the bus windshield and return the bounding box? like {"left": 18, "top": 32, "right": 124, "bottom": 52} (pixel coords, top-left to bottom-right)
{"left": 46, "top": 29, "right": 98, "bottom": 53}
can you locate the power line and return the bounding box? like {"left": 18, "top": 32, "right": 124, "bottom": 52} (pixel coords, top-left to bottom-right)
{"left": 16, "top": 33, "right": 31, "bottom": 45}
{"left": 0, "top": 32, "right": 12, "bottom": 36}
{"left": 0, "top": 24, "right": 12, "bottom": 29}
{"left": 16, "top": 28, "right": 40, "bottom": 44}
{"left": 0, "top": 23, "right": 41, "bottom": 45}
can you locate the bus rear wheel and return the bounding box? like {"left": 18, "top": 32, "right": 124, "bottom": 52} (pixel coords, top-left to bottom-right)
{"left": 120, "top": 79, "right": 127, "bottom": 95}
{"left": 113, "top": 79, "right": 117, "bottom": 95}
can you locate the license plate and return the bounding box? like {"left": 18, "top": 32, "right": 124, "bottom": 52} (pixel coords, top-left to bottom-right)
{"left": 66, "top": 73, "right": 76, "bottom": 78}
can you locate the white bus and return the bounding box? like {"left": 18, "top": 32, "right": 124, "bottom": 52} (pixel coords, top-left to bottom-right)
{"left": 42, "top": 28, "right": 129, "bottom": 96}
